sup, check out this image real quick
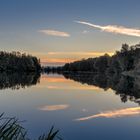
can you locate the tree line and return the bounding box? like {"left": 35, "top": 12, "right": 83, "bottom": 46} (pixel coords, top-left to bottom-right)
{"left": 44, "top": 43, "right": 140, "bottom": 74}
{"left": 0, "top": 51, "right": 41, "bottom": 72}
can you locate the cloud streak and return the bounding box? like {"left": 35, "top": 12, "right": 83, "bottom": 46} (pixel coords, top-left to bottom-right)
{"left": 75, "top": 107, "right": 140, "bottom": 121}
{"left": 75, "top": 20, "right": 140, "bottom": 37}
{"left": 39, "top": 29, "right": 70, "bottom": 37}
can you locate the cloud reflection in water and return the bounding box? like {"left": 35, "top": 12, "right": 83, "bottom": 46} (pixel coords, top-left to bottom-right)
{"left": 39, "top": 104, "right": 69, "bottom": 111}
{"left": 76, "top": 107, "right": 140, "bottom": 121}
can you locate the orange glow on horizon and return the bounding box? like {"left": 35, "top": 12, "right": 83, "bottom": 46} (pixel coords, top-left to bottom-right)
{"left": 47, "top": 52, "right": 114, "bottom": 56}
{"left": 31, "top": 51, "right": 114, "bottom": 65}
{"left": 41, "top": 58, "right": 77, "bottom": 65}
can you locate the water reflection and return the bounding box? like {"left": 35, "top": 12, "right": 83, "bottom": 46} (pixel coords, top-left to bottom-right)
{"left": 0, "top": 72, "right": 140, "bottom": 140}
{"left": 76, "top": 107, "right": 140, "bottom": 121}
{"left": 38, "top": 104, "right": 69, "bottom": 111}
{"left": 1, "top": 71, "right": 140, "bottom": 106}
{"left": 0, "top": 72, "right": 40, "bottom": 90}
{"left": 62, "top": 73, "right": 140, "bottom": 104}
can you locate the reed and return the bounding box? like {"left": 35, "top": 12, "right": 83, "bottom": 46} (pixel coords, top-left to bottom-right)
{"left": 0, "top": 113, "right": 61, "bottom": 140}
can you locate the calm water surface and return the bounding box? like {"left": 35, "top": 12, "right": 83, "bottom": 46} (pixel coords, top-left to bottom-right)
{"left": 0, "top": 73, "right": 140, "bottom": 140}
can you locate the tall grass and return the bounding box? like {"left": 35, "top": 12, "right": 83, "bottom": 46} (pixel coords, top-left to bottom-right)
{"left": 0, "top": 113, "right": 62, "bottom": 140}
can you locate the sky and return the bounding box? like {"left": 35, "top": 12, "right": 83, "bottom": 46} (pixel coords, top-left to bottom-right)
{"left": 0, "top": 0, "right": 140, "bottom": 65}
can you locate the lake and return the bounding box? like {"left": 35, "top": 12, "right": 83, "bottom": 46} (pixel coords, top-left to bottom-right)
{"left": 0, "top": 72, "right": 140, "bottom": 140}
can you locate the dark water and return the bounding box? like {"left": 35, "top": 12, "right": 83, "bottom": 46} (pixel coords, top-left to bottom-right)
{"left": 0, "top": 72, "right": 140, "bottom": 140}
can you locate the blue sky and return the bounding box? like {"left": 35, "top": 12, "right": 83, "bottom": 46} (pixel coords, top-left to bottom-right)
{"left": 0, "top": 0, "right": 140, "bottom": 65}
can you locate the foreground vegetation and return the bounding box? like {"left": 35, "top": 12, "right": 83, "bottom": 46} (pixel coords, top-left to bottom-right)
{"left": 0, "top": 51, "right": 41, "bottom": 72}
{"left": 0, "top": 114, "right": 61, "bottom": 140}
{"left": 44, "top": 43, "right": 140, "bottom": 74}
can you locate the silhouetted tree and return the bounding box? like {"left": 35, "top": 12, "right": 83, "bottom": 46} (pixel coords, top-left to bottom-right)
{"left": 0, "top": 51, "right": 41, "bottom": 72}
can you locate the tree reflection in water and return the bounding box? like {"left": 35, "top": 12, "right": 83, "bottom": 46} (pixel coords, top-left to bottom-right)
{"left": 62, "top": 72, "right": 140, "bottom": 105}
{"left": 1, "top": 71, "right": 140, "bottom": 105}
{"left": 0, "top": 72, "right": 40, "bottom": 90}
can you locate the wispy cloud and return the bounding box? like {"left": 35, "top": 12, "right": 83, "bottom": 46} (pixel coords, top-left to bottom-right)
{"left": 75, "top": 107, "right": 140, "bottom": 121}
{"left": 38, "top": 104, "right": 69, "bottom": 111}
{"left": 82, "top": 30, "right": 89, "bottom": 34}
{"left": 39, "top": 29, "right": 70, "bottom": 37}
{"left": 75, "top": 20, "right": 140, "bottom": 37}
